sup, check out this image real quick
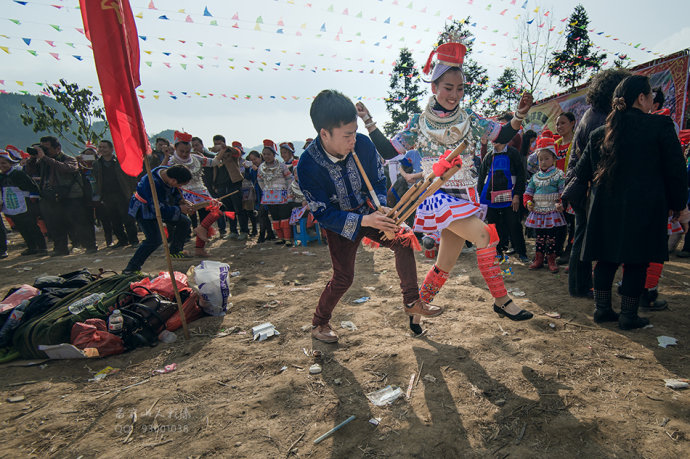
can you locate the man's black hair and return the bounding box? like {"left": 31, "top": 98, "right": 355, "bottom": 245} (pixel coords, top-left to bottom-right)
{"left": 155, "top": 137, "right": 170, "bottom": 145}
{"left": 310, "top": 89, "right": 357, "bottom": 133}
{"left": 99, "top": 139, "right": 113, "bottom": 148}
{"left": 40, "top": 136, "right": 60, "bottom": 148}
{"left": 165, "top": 164, "right": 192, "bottom": 184}
{"left": 652, "top": 87, "right": 665, "bottom": 109}
{"left": 191, "top": 136, "right": 203, "bottom": 145}
{"left": 586, "top": 68, "right": 631, "bottom": 114}
{"left": 213, "top": 134, "right": 226, "bottom": 143}
{"left": 498, "top": 112, "right": 513, "bottom": 123}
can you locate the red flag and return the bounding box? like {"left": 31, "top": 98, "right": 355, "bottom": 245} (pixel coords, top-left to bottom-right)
{"left": 79, "top": 0, "right": 150, "bottom": 176}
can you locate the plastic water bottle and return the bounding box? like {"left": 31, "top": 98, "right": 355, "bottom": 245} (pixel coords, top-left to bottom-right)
{"left": 108, "top": 309, "right": 123, "bottom": 336}
{"left": 68, "top": 292, "right": 106, "bottom": 315}
{"left": 158, "top": 329, "right": 177, "bottom": 343}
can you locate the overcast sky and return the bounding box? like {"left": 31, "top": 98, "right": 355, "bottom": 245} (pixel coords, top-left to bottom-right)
{"left": 2, "top": 0, "right": 689, "bottom": 148}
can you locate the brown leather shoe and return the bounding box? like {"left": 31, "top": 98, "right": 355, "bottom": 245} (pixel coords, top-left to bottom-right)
{"left": 404, "top": 299, "right": 443, "bottom": 317}
{"left": 311, "top": 323, "right": 339, "bottom": 343}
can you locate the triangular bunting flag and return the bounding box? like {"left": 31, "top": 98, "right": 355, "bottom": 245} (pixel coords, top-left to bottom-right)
{"left": 148, "top": 1, "right": 156, "bottom": 9}
{"left": 49, "top": 52, "right": 59, "bottom": 60}
{"left": 203, "top": 7, "right": 212, "bottom": 17}
{"left": 73, "top": 55, "right": 82, "bottom": 61}
{"left": 185, "top": 15, "right": 193, "bottom": 23}
{"left": 49, "top": 24, "right": 62, "bottom": 31}
{"left": 27, "top": 50, "right": 37, "bottom": 56}
{"left": 22, "top": 38, "right": 31, "bottom": 46}
{"left": 135, "top": 12, "right": 143, "bottom": 19}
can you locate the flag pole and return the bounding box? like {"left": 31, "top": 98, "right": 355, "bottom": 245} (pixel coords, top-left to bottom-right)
{"left": 77, "top": 0, "right": 190, "bottom": 340}
{"left": 143, "top": 155, "right": 190, "bottom": 340}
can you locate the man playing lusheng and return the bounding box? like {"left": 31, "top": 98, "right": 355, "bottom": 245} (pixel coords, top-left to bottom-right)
{"left": 298, "top": 89, "right": 441, "bottom": 343}
{"left": 123, "top": 164, "right": 193, "bottom": 273}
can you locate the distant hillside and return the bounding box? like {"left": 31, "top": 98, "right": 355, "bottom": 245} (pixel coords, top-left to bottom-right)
{"left": 2, "top": 92, "right": 307, "bottom": 156}
{"left": 0, "top": 92, "right": 109, "bottom": 154}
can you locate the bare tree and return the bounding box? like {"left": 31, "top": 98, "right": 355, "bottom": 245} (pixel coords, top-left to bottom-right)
{"left": 515, "top": 6, "right": 562, "bottom": 95}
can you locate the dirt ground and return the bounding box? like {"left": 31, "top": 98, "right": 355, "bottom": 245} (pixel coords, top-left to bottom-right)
{"left": 0, "top": 227, "right": 689, "bottom": 459}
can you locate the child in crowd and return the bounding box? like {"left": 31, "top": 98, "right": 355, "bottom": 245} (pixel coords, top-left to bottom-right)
{"left": 247, "top": 150, "right": 276, "bottom": 243}
{"left": 123, "top": 165, "right": 193, "bottom": 273}
{"left": 240, "top": 155, "right": 258, "bottom": 237}
{"left": 258, "top": 140, "right": 294, "bottom": 246}
{"left": 478, "top": 137, "right": 529, "bottom": 263}
{"left": 524, "top": 134, "right": 566, "bottom": 273}
{"left": 164, "top": 131, "right": 222, "bottom": 256}
{"left": 0, "top": 150, "right": 46, "bottom": 256}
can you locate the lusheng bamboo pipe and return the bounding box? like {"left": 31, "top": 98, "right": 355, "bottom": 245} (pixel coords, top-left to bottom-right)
{"left": 385, "top": 140, "right": 469, "bottom": 228}
{"left": 142, "top": 155, "right": 190, "bottom": 340}
{"left": 189, "top": 190, "right": 239, "bottom": 212}
{"left": 387, "top": 140, "right": 469, "bottom": 223}
{"left": 350, "top": 151, "right": 396, "bottom": 240}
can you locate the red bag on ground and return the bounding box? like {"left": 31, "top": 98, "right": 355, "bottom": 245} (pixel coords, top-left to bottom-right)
{"left": 166, "top": 293, "right": 204, "bottom": 332}
{"left": 70, "top": 319, "right": 124, "bottom": 357}
{"left": 130, "top": 271, "right": 188, "bottom": 300}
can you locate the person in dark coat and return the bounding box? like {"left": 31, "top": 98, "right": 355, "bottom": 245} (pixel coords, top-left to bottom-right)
{"left": 564, "top": 68, "right": 631, "bottom": 298}
{"left": 573, "top": 75, "right": 687, "bottom": 330}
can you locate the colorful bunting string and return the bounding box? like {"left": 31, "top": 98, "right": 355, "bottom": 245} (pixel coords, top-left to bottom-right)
{"left": 1, "top": 0, "right": 664, "bottom": 58}
{"left": 0, "top": 78, "right": 507, "bottom": 106}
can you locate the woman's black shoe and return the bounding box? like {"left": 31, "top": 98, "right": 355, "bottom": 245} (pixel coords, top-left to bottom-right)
{"left": 409, "top": 316, "right": 423, "bottom": 336}
{"left": 493, "top": 299, "right": 533, "bottom": 321}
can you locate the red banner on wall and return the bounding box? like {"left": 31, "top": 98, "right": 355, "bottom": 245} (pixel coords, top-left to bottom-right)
{"left": 528, "top": 49, "right": 690, "bottom": 135}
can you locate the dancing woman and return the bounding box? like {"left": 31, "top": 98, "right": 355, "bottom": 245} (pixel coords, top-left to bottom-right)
{"left": 357, "top": 41, "right": 535, "bottom": 328}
